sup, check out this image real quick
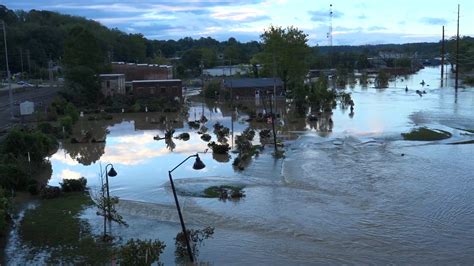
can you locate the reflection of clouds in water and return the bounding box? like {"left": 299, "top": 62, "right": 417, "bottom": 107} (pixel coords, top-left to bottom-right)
{"left": 51, "top": 151, "right": 80, "bottom": 166}
{"left": 58, "top": 169, "right": 82, "bottom": 180}
{"left": 102, "top": 133, "right": 209, "bottom": 166}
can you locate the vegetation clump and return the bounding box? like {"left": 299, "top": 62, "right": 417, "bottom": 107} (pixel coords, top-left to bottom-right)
{"left": 201, "top": 133, "right": 212, "bottom": 142}
{"left": 401, "top": 127, "right": 452, "bottom": 141}
{"left": 60, "top": 177, "right": 87, "bottom": 192}
{"left": 203, "top": 185, "right": 246, "bottom": 201}
{"left": 175, "top": 226, "right": 214, "bottom": 259}
{"left": 207, "top": 141, "right": 230, "bottom": 154}
{"left": 176, "top": 132, "right": 190, "bottom": 141}
{"left": 115, "top": 238, "right": 166, "bottom": 265}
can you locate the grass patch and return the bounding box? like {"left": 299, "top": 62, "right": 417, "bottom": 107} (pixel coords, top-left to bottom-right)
{"left": 19, "top": 192, "right": 112, "bottom": 264}
{"left": 401, "top": 127, "right": 452, "bottom": 141}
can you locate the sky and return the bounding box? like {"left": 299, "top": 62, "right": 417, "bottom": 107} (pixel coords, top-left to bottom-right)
{"left": 3, "top": 0, "right": 474, "bottom": 45}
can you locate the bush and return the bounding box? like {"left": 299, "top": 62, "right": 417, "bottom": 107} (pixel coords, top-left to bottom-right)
{"left": 176, "top": 133, "right": 190, "bottom": 141}
{"left": 207, "top": 141, "right": 230, "bottom": 154}
{"left": 202, "top": 80, "right": 220, "bottom": 98}
{"left": 27, "top": 179, "right": 39, "bottom": 195}
{"left": 40, "top": 186, "right": 61, "bottom": 199}
{"left": 116, "top": 239, "right": 166, "bottom": 265}
{"left": 59, "top": 115, "right": 73, "bottom": 133}
{"left": 60, "top": 177, "right": 87, "bottom": 192}
{"left": 201, "top": 134, "right": 211, "bottom": 142}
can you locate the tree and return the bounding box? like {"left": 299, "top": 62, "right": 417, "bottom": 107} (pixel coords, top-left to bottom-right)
{"left": 259, "top": 26, "right": 311, "bottom": 93}
{"left": 63, "top": 26, "right": 106, "bottom": 105}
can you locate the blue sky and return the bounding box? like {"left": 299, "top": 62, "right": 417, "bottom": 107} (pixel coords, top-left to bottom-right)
{"left": 4, "top": 0, "right": 473, "bottom": 45}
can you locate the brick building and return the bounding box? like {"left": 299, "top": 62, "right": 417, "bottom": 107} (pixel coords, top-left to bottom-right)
{"left": 132, "top": 79, "right": 182, "bottom": 99}
{"left": 111, "top": 62, "right": 173, "bottom": 81}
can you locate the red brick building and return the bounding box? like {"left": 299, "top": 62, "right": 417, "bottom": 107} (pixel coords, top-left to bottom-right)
{"left": 112, "top": 63, "right": 173, "bottom": 81}
{"left": 132, "top": 79, "right": 182, "bottom": 99}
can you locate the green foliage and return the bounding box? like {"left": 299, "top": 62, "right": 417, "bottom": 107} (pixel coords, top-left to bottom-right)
{"left": 60, "top": 177, "right": 87, "bottom": 192}
{"left": 202, "top": 80, "right": 221, "bottom": 99}
{"left": 394, "top": 57, "right": 412, "bottom": 68}
{"left": 0, "top": 187, "right": 11, "bottom": 234}
{"left": 176, "top": 133, "right": 190, "bottom": 141}
{"left": 375, "top": 70, "right": 389, "bottom": 88}
{"left": 259, "top": 26, "right": 311, "bottom": 92}
{"left": 116, "top": 239, "right": 166, "bottom": 265}
{"left": 175, "top": 226, "right": 214, "bottom": 259}
{"left": 401, "top": 127, "right": 452, "bottom": 141}
{"left": 63, "top": 26, "right": 105, "bottom": 105}
{"left": 207, "top": 141, "right": 230, "bottom": 154}
{"left": 1, "top": 128, "right": 57, "bottom": 163}
{"left": 59, "top": 115, "right": 73, "bottom": 133}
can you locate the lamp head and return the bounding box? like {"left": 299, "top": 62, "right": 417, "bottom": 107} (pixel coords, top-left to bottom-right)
{"left": 108, "top": 166, "right": 117, "bottom": 177}
{"left": 192, "top": 154, "right": 206, "bottom": 170}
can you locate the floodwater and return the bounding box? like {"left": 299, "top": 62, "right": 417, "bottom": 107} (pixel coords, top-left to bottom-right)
{"left": 5, "top": 66, "right": 474, "bottom": 264}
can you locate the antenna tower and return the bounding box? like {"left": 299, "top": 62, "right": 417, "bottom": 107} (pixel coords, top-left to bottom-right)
{"left": 327, "top": 4, "right": 333, "bottom": 47}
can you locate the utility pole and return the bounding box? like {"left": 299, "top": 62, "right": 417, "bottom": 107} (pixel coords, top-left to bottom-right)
{"left": 455, "top": 4, "right": 460, "bottom": 91}
{"left": 1, "top": 20, "right": 13, "bottom": 119}
{"left": 19, "top": 48, "right": 24, "bottom": 75}
{"left": 48, "top": 59, "right": 54, "bottom": 84}
{"left": 26, "top": 49, "right": 31, "bottom": 76}
{"left": 441, "top": 26, "right": 445, "bottom": 87}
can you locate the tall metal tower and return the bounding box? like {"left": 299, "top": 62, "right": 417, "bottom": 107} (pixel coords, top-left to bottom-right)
{"left": 327, "top": 4, "right": 333, "bottom": 47}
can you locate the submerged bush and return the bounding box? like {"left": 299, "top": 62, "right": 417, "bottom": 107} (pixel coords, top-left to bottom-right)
{"left": 402, "top": 127, "right": 452, "bottom": 141}
{"left": 116, "top": 238, "right": 166, "bottom": 265}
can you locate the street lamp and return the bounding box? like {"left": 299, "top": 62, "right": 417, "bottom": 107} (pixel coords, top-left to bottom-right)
{"left": 102, "top": 163, "right": 117, "bottom": 240}
{"left": 168, "top": 153, "right": 205, "bottom": 262}
{"left": 104, "top": 163, "right": 117, "bottom": 218}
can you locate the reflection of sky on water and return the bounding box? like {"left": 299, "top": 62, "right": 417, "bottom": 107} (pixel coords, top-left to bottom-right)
{"left": 50, "top": 66, "right": 474, "bottom": 204}
{"left": 41, "top": 66, "right": 474, "bottom": 264}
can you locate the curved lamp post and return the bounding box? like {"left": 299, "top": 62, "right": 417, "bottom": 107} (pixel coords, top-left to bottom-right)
{"left": 169, "top": 153, "right": 205, "bottom": 262}
{"left": 103, "top": 163, "right": 117, "bottom": 239}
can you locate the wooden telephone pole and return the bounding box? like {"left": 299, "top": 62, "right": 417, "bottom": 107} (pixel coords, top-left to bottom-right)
{"left": 441, "top": 26, "right": 445, "bottom": 87}
{"left": 455, "top": 4, "right": 460, "bottom": 91}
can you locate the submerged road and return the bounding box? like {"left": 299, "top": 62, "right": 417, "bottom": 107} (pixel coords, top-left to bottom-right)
{"left": 0, "top": 86, "right": 60, "bottom": 132}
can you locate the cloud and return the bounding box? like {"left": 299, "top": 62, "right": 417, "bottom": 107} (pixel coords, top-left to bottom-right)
{"left": 420, "top": 17, "right": 448, "bottom": 25}
{"left": 308, "top": 9, "right": 343, "bottom": 22}
{"left": 367, "top": 26, "right": 387, "bottom": 31}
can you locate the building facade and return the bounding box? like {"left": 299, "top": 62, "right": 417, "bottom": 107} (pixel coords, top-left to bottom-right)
{"left": 99, "top": 74, "right": 126, "bottom": 97}
{"left": 111, "top": 62, "right": 173, "bottom": 81}
{"left": 132, "top": 79, "right": 182, "bottom": 99}
{"left": 222, "top": 78, "right": 284, "bottom": 99}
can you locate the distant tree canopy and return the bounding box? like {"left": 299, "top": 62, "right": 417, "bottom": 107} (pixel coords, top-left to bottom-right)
{"left": 447, "top": 36, "right": 474, "bottom": 73}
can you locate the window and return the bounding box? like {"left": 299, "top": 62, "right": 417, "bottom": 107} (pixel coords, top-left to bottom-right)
{"left": 106, "top": 81, "right": 110, "bottom": 88}
{"left": 161, "top": 87, "right": 166, "bottom": 93}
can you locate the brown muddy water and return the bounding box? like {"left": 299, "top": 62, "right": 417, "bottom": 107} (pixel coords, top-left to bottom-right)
{"left": 5, "top": 66, "right": 474, "bottom": 264}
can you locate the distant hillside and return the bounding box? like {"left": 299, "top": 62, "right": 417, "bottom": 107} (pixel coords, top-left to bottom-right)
{"left": 1, "top": 4, "right": 467, "bottom": 79}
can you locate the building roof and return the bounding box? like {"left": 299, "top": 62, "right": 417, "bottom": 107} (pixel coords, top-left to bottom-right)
{"left": 223, "top": 78, "right": 283, "bottom": 89}
{"left": 131, "top": 79, "right": 181, "bottom": 83}
{"left": 99, "top": 74, "right": 125, "bottom": 77}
